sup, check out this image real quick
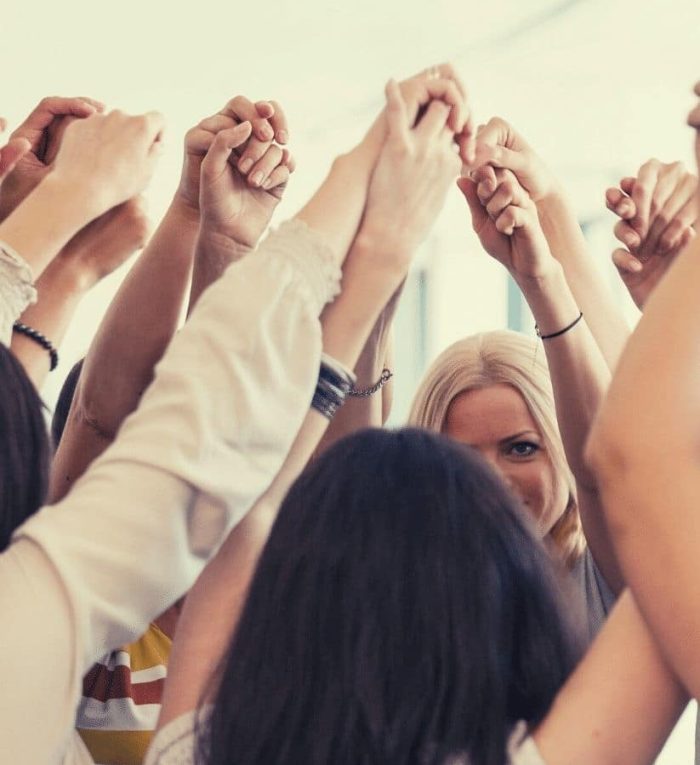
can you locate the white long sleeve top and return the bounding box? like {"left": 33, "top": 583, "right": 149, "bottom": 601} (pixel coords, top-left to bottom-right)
{"left": 0, "top": 220, "right": 341, "bottom": 764}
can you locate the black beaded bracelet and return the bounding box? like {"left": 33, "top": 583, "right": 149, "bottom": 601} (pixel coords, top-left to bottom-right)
{"left": 12, "top": 321, "right": 59, "bottom": 371}
{"left": 535, "top": 312, "right": 584, "bottom": 341}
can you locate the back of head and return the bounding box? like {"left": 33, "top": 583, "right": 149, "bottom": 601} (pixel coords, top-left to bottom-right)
{"left": 0, "top": 345, "right": 50, "bottom": 551}
{"left": 202, "top": 427, "right": 582, "bottom": 765}
{"left": 408, "top": 331, "right": 583, "bottom": 566}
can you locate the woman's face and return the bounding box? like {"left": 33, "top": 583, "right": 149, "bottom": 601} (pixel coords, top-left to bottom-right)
{"left": 444, "top": 383, "right": 568, "bottom": 536}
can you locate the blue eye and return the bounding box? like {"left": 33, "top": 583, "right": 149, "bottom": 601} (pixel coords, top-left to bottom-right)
{"left": 507, "top": 441, "right": 539, "bottom": 458}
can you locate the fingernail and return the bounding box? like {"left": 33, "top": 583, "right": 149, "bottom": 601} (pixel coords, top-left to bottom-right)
{"left": 239, "top": 158, "right": 254, "bottom": 174}
{"left": 277, "top": 130, "right": 288, "bottom": 143}
{"left": 629, "top": 260, "right": 643, "bottom": 273}
{"left": 260, "top": 125, "right": 273, "bottom": 140}
{"left": 251, "top": 171, "right": 264, "bottom": 186}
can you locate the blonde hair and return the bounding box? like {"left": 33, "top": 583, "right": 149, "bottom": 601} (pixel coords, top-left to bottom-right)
{"left": 407, "top": 330, "right": 585, "bottom": 568}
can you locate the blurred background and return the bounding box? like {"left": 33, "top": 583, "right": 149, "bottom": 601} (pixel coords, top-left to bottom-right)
{"left": 3, "top": 0, "right": 699, "bottom": 759}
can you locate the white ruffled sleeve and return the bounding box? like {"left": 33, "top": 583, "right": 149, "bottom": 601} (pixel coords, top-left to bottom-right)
{"left": 0, "top": 240, "right": 37, "bottom": 345}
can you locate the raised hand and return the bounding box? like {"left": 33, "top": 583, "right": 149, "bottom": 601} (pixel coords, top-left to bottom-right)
{"left": 184, "top": 97, "right": 292, "bottom": 251}
{"left": 469, "top": 117, "right": 559, "bottom": 202}
{"left": 606, "top": 161, "right": 697, "bottom": 309}
{"left": 0, "top": 97, "right": 103, "bottom": 220}
{"left": 458, "top": 167, "right": 553, "bottom": 279}
{"left": 361, "top": 79, "right": 462, "bottom": 266}
{"left": 50, "top": 110, "right": 164, "bottom": 220}
{"left": 397, "top": 63, "right": 473, "bottom": 161}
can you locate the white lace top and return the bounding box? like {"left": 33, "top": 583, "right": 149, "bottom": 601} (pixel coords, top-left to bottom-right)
{"left": 0, "top": 240, "right": 36, "bottom": 345}
{"left": 144, "top": 708, "right": 547, "bottom": 765}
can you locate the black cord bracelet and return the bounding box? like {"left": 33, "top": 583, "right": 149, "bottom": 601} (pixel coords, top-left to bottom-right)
{"left": 12, "top": 322, "right": 59, "bottom": 371}
{"left": 535, "top": 312, "right": 584, "bottom": 341}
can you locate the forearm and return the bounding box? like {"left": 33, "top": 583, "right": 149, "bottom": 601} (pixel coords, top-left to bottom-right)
{"left": 188, "top": 230, "right": 250, "bottom": 313}
{"left": 538, "top": 190, "right": 630, "bottom": 370}
{"left": 0, "top": 174, "right": 96, "bottom": 279}
{"left": 295, "top": 118, "right": 384, "bottom": 259}
{"left": 11, "top": 260, "right": 87, "bottom": 387}
{"left": 517, "top": 264, "right": 610, "bottom": 486}
{"left": 588, "top": 234, "right": 700, "bottom": 695}
{"left": 72, "top": 199, "right": 198, "bottom": 439}
{"left": 534, "top": 591, "right": 686, "bottom": 765}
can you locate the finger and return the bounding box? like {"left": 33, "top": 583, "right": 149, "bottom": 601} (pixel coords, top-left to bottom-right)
{"left": 614, "top": 220, "right": 641, "bottom": 251}
{"left": 238, "top": 137, "right": 273, "bottom": 175}
{"left": 263, "top": 164, "right": 290, "bottom": 193}
{"left": 486, "top": 171, "right": 527, "bottom": 219}
{"left": 248, "top": 144, "right": 284, "bottom": 188}
{"left": 11, "top": 97, "right": 100, "bottom": 152}
{"left": 619, "top": 177, "right": 636, "bottom": 195}
{"left": 265, "top": 100, "right": 289, "bottom": 144}
{"left": 202, "top": 122, "right": 253, "bottom": 176}
{"left": 43, "top": 115, "right": 79, "bottom": 164}
{"left": 647, "top": 171, "right": 697, "bottom": 253}
{"left": 612, "top": 247, "right": 643, "bottom": 274}
{"left": 495, "top": 205, "right": 528, "bottom": 236}
{"left": 223, "top": 95, "right": 274, "bottom": 142}
{"left": 658, "top": 194, "right": 699, "bottom": 253}
{"left": 281, "top": 148, "right": 296, "bottom": 174}
{"left": 630, "top": 159, "right": 661, "bottom": 238}
{"left": 141, "top": 111, "right": 166, "bottom": 153}
{"left": 433, "top": 62, "right": 468, "bottom": 99}
{"left": 385, "top": 79, "right": 410, "bottom": 146}
{"left": 457, "top": 176, "right": 490, "bottom": 235}
{"left": 475, "top": 166, "right": 498, "bottom": 203}
{"left": 474, "top": 141, "right": 529, "bottom": 180}
{"left": 418, "top": 79, "right": 464, "bottom": 132}
{"left": 415, "top": 100, "right": 451, "bottom": 141}
{"left": 198, "top": 114, "right": 238, "bottom": 134}
{"left": 254, "top": 101, "right": 275, "bottom": 119}
{"left": 605, "top": 188, "right": 636, "bottom": 220}
{"left": 0, "top": 117, "right": 6, "bottom": 133}
{"left": 457, "top": 117, "right": 475, "bottom": 165}
{"left": 0, "top": 137, "right": 31, "bottom": 180}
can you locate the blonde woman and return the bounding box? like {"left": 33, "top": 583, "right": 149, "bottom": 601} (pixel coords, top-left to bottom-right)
{"left": 409, "top": 145, "right": 628, "bottom": 638}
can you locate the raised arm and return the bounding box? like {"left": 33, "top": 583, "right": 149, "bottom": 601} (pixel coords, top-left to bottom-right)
{"left": 49, "top": 96, "right": 289, "bottom": 502}
{"left": 605, "top": 159, "right": 697, "bottom": 310}
{"left": 472, "top": 118, "right": 630, "bottom": 369}
{"left": 155, "top": 78, "right": 463, "bottom": 734}
{"left": 586, "top": 83, "right": 700, "bottom": 698}
{"left": 532, "top": 591, "right": 686, "bottom": 765}
{"left": 459, "top": 168, "right": 622, "bottom": 591}
{"left": 0, "top": 109, "right": 164, "bottom": 347}
{"left": 11, "top": 198, "right": 149, "bottom": 386}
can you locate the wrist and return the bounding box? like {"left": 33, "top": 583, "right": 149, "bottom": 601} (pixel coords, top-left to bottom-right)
{"left": 42, "top": 253, "right": 96, "bottom": 294}
{"left": 196, "top": 226, "right": 253, "bottom": 263}
{"left": 512, "top": 259, "right": 566, "bottom": 294}
{"left": 169, "top": 194, "right": 202, "bottom": 227}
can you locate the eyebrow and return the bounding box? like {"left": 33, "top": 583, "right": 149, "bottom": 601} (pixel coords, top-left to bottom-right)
{"left": 498, "top": 430, "right": 540, "bottom": 446}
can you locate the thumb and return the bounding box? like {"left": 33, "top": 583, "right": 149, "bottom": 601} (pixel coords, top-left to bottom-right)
{"left": 457, "top": 176, "right": 489, "bottom": 234}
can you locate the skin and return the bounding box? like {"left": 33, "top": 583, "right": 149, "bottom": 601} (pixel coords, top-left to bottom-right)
{"left": 444, "top": 383, "right": 568, "bottom": 536}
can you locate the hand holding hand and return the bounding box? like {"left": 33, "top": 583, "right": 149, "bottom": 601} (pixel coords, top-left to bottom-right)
{"left": 178, "top": 95, "right": 292, "bottom": 213}
{"left": 361, "top": 79, "right": 461, "bottom": 269}
{"left": 470, "top": 117, "right": 558, "bottom": 203}
{"left": 0, "top": 97, "right": 103, "bottom": 220}
{"left": 198, "top": 111, "right": 292, "bottom": 249}
{"left": 458, "top": 166, "right": 553, "bottom": 280}
{"left": 606, "top": 160, "right": 697, "bottom": 309}
{"left": 51, "top": 110, "right": 165, "bottom": 219}
{"left": 397, "top": 63, "right": 474, "bottom": 161}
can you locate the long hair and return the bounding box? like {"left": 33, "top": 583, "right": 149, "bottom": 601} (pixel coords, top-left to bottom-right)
{"left": 199, "top": 428, "right": 583, "bottom": 765}
{"left": 51, "top": 357, "right": 84, "bottom": 448}
{"left": 0, "top": 345, "right": 50, "bottom": 551}
{"left": 408, "top": 330, "right": 584, "bottom": 568}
